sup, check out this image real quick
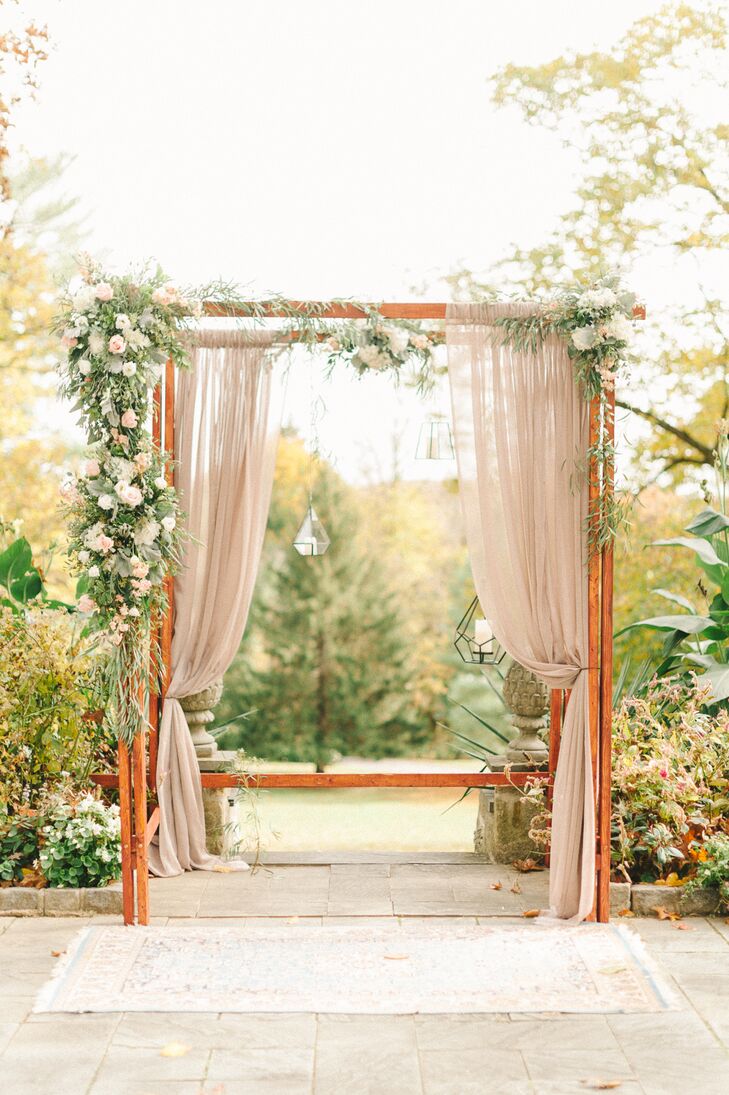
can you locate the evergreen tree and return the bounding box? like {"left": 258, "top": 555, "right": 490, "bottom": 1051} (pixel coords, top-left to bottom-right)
{"left": 219, "top": 472, "right": 425, "bottom": 769}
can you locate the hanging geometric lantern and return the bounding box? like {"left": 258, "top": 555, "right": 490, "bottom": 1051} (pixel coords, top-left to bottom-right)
{"left": 454, "top": 596, "right": 506, "bottom": 666}
{"left": 293, "top": 503, "right": 330, "bottom": 557}
{"left": 415, "top": 417, "right": 455, "bottom": 460}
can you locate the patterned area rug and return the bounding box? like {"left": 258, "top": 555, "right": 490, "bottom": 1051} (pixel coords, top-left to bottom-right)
{"left": 35, "top": 921, "right": 676, "bottom": 1015}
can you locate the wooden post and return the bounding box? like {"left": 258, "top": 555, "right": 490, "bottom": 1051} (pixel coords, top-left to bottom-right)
{"left": 586, "top": 397, "right": 602, "bottom": 921}
{"left": 597, "top": 391, "right": 616, "bottom": 922}
{"left": 132, "top": 722, "right": 149, "bottom": 926}
{"left": 118, "top": 739, "right": 135, "bottom": 926}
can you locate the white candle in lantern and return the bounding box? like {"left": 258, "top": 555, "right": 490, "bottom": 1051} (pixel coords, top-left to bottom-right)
{"left": 474, "top": 618, "right": 493, "bottom": 646}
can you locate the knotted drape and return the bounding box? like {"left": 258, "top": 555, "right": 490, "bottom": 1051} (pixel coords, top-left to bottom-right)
{"left": 149, "top": 330, "right": 282, "bottom": 877}
{"left": 446, "top": 302, "right": 594, "bottom": 921}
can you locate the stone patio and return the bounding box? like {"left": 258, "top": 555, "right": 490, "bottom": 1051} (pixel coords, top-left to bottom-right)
{"left": 2, "top": 857, "right": 729, "bottom": 1094}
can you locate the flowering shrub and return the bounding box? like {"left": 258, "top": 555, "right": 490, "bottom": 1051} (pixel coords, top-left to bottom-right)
{"left": 611, "top": 676, "right": 729, "bottom": 884}
{"left": 0, "top": 605, "right": 111, "bottom": 818}
{"left": 688, "top": 833, "right": 729, "bottom": 910}
{"left": 325, "top": 313, "right": 439, "bottom": 394}
{"left": 39, "top": 795, "right": 121, "bottom": 888}
{"left": 57, "top": 259, "right": 198, "bottom": 742}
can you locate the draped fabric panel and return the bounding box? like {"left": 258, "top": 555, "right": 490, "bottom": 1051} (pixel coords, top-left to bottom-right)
{"left": 446, "top": 302, "right": 594, "bottom": 921}
{"left": 149, "top": 331, "right": 282, "bottom": 877}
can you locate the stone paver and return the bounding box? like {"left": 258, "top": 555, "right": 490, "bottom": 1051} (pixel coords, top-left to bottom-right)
{"left": 1, "top": 862, "right": 729, "bottom": 1093}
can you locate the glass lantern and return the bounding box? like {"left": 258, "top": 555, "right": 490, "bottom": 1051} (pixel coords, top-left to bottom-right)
{"left": 293, "top": 503, "right": 330, "bottom": 557}
{"left": 454, "top": 596, "right": 506, "bottom": 666}
{"left": 415, "top": 417, "right": 455, "bottom": 460}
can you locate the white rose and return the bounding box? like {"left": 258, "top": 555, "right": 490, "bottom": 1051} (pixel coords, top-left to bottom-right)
{"left": 385, "top": 327, "right": 410, "bottom": 355}
{"left": 88, "top": 565, "right": 100, "bottom": 577}
{"left": 126, "top": 328, "right": 150, "bottom": 349}
{"left": 154, "top": 476, "right": 167, "bottom": 489}
{"left": 88, "top": 331, "right": 105, "bottom": 356}
{"left": 77, "top": 359, "right": 92, "bottom": 376}
{"left": 71, "top": 286, "right": 96, "bottom": 312}
{"left": 571, "top": 326, "right": 598, "bottom": 351}
{"left": 114, "top": 481, "right": 143, "bottom": 506}
{"left": 121, "top": 360, "right": 137, "bottom": 377}
{"left": 603, "top": 314, "right": 633, "bottom": 343}
{"left": 133, "top": 519, "right": 161, "bottom": 546}
{"left": 578, "top": 287, "right": 617, "bottom": 311}
{"left": 98, "top": 493, "right": 115, "bottom": 510}
{"left": 78, "top": 549, "right": 90, "bottom": 564}
{"left": 161, "top": 515, "right": 176, "bottom": 532}
{"left": 107, "top": 357, "right": 123, "bottom": 374}
{"left": 115, "top": 313, "right": 131, "bottom": 330}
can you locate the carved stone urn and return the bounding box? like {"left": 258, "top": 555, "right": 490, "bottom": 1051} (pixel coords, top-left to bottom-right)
{"left": 502, "top": 661, "right": 549, "bottom": 766}
{"left": 179, "top": 678, "right": 224, "bottom": 761}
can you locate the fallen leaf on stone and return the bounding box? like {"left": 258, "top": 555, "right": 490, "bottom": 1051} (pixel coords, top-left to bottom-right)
{"left": 654, "top": 906, "right": 681, "bottom": 921}
{"left": 513, "top": 858, "right": 544, "bottom": 873}
{"left": 675, "top": 922, "right": 694, "bottom": 931}
{"left": 522, "top": 909, "right": 540, "bottom": 918}
{"left": 160, "top": 1042, "right": 190, "bottom": 1058}
{"left": 580, "top": 1081, "right": 622, "bottom": 1090}
{"left": 490, "top": 881, "right": 502, "bottom": 891}
{"left": 384, "top": 954, "right": 410, "bottom": 960}
{"left": 50, "top": 950, "right": 65, "bottom": 957}
{"left": 617, "top": 908, "right": 635, "bottom": 918}
{"left": 212, "top": 866, "right": 233, "bottom": 873}
{"left": 510, "top": 880, "right": 522, "bottom": 894}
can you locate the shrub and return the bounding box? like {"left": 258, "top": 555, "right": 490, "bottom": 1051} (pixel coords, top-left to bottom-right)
{"left": 0, "top": 606, "right": 113, "bottom": 818}
{"left": 611, "top": 675, "right": 729, "bottom": 884}
{"left": 39, "top": 795, "right": 121, "bottom": 888}
{"left": 689, "top": 833, "right": 729, "bottom": 911}
{"left": 0, "top": 811, "right": 46, "bottom": 884}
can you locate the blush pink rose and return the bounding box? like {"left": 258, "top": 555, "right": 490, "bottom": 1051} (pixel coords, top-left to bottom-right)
{"left": 77, "top": 594, "right": 97, "bottom": 614}
{"left": 108, "top": 334, "right": 126, "bottom": 354}
{"left": 61, "top": 336, "right": 78, "bottom": 349}
{"left": 121, "top": 409, "right": 138, "bottom": 429}
{"left": 83, "top": 459, "right": 101, "bottom": 478}
{"left": 94, "top": 282, "right": 114, "bottom": 301}
{"left": 96, "top": 534, "right": 114, "bottom": 553}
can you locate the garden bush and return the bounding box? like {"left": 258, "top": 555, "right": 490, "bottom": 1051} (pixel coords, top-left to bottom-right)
{"left": 611, "top": 675, "right": 729, "bottom": 890}
{"left": 39, "top": 795, "right": 121, "bottom": 888}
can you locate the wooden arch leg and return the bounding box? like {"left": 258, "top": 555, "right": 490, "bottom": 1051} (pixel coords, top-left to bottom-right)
{"left": 118, "top": 740, "right": 134, "bottom": 926}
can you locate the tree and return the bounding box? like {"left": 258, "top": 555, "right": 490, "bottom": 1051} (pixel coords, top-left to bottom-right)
{"left": 218, "top": 469, "right": 425, "bottom": 770}
{"left": 452, "top": 3, "right": 729, "bottom": 487}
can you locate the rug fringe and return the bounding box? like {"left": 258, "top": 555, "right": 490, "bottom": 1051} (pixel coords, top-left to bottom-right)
{"left": 612, "top": 923, "right": 680, "bottom": 1010}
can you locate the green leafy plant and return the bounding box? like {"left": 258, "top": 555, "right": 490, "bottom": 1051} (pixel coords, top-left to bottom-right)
{"left": 611, "top": 675, "right": 729, "bottom": 884}
{"left": 688, "top": 833, "right": 729, "bottom": 911}
{"left": 39, "top": 795, "right": 121, "bottom": 888}
{"left": 0, "top": 523, "right": 72, "bottom": 613}
{"left": 617, "top": 422, "right": 729, "bottom": 703}
{"left": 0, "top": 812, "right": 45, "bottom": 884}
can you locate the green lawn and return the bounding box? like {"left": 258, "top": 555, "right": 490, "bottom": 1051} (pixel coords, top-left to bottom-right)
{"left": 238, "top": 786, "right": 479, "bottom": 853}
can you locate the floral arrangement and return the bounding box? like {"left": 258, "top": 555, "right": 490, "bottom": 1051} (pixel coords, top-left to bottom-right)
{"left": 56, "top": 259, "right": 200, "bottom": 743}
{"left": 324, "top": 312, "right": 440, "bottom": 394}
{"left": 39, "top": 794, "right": 121, "bottom": 888}
{"left": 495, "top": 274, "right": 638, "bottom": 400}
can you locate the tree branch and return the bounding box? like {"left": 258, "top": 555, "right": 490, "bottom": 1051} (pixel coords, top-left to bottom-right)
{"left": 616, "top": 399, "right": 714, "bottom": 464}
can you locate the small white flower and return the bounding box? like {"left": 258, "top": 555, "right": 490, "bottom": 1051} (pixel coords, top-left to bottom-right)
{"left": 154, "top": 476, "right": 167, "bottom": 490}
{"left": 578, "top": 287, "right": 617, "bottom": 311}
{"left": 78, "top": 549, "right": 90, "bottom": 564}
{"left": 126, "top": 328, "right": 150, "bottom": 350}
{"left": 133, "top": 519, "right": 161, "bottom": 547}
{"left": 115, "top": 313, "right": 131, "bottom": 330}
{"left": 88, "top": 565, "right": 100, "bottom": 577}
{"left": 603, "top": 313, "right": 633, "bottom": 343}
{"left": 77, "top": 359, "right": 92, "bottom": 376}
{"left": 98, "top": 493, "right": 115, "bottom": 510}
{"left": 71, "top": 286, "right": 96, "bottom": 312}
{"left": 161, "top": 515, "right": 176, "bottom": 532}
{"left": 88, "top": 330, "right": 105, "bottom": 356}
{"left": 114, "top": 480, "right": 143, "bottom": 506}
{"left": 384, "top": 326, "right": 410, "bottom": 355}
{"left": 121, "top": 360, "right": 137, "bottom": 377}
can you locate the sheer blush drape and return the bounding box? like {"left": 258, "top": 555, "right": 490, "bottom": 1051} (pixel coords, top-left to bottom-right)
{"left": 446, "top": 302, "right": 594, "bottom": 921}
{"left": 149, "top": 331, "right": 281, "bottom": 877}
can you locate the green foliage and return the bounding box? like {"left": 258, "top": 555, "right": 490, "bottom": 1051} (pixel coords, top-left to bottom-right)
{"left": 0, "top": 604, "right": 112, "bottom": 819}
{"left": 617, "top": 430, "right": 729, "bottom": 702}
{"left": 39, "top": 795, "right": 121, "bottom": 888}
{"left": 0, "top": 525, "right": 72, "bottom": 613}
{"left": 0, "top": 813, "right": 45, "bottom": 883}
{"left": 689, "top": 833, "right": 729, "bottom": 910}
{"left": 460, "top": 3, "right": 729, "bottom": 487}
{"left": 611, "top": 676, "right": 729, "bottom": 884}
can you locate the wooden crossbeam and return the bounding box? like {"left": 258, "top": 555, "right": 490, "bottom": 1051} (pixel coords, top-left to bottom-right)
{"left": 201, "top": 301, "right": 647, "bottom": 321}
{"left": 92, "top": 770, "right": 541, "bottom": 790}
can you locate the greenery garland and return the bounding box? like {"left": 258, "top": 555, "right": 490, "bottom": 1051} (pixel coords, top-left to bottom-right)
{"left": 494, "top": 274, "right": 639, "bottom": 554}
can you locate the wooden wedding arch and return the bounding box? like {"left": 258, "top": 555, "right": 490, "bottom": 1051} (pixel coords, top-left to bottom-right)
{"left": 92, "top": 298, "right": 643, "bottom": 927}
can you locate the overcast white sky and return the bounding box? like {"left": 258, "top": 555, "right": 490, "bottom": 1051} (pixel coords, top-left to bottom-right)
{"left": 14, "top": 0, "right": 671, "bottom": 483}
